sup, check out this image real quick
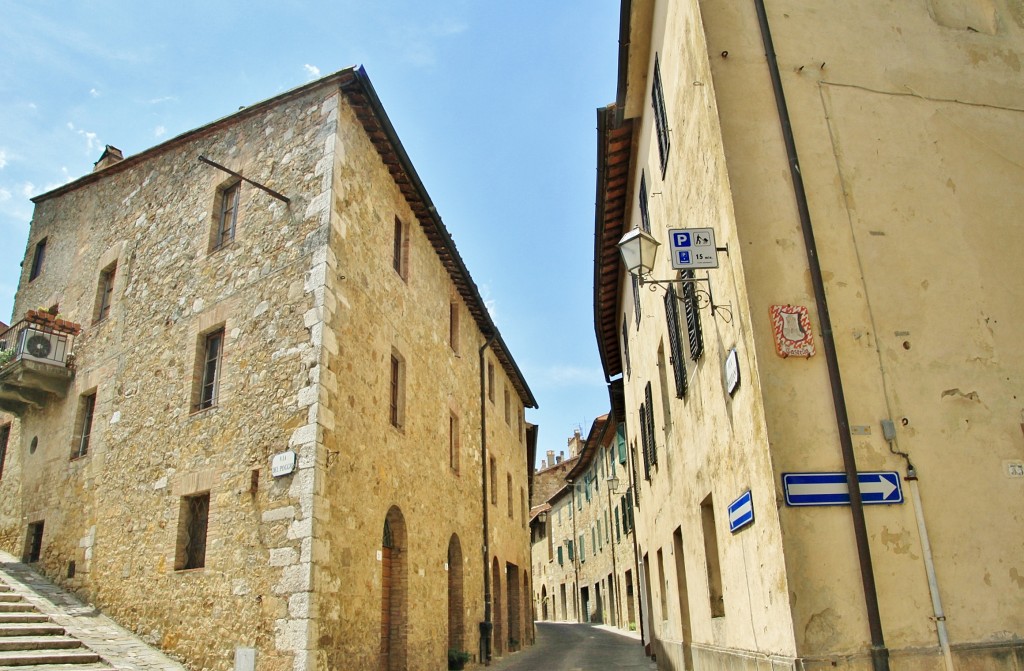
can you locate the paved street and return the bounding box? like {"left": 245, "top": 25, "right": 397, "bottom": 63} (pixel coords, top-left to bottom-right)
{"left": 488, "top": 622, "right": 657, "bottom": 671}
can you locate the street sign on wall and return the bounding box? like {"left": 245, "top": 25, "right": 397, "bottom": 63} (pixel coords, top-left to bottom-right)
{"left": 728, "top": 490, "right": 754, "bottom": 533}
{"left": 668, "top": 228, "right": 718, "bottom": 269}
{"left": 782, "top": 472, "right": 903, "bottom": 507}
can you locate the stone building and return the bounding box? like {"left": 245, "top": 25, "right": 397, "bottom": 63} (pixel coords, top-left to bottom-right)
{"left": 0, "top": 67, "right": 537, "bottom": 671}
{"left": 530, "top": 418, "right": 639, "bottom": 635}
{"left": 594, "top": 1, "right": 1024, "bottom": 670}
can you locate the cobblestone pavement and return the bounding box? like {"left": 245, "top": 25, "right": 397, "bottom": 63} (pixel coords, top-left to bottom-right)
{"left": 487, "top": 622, "right": 657, "bottom": 671}
{"left": 0, "top": 550, "right": 187, "bottom": 671}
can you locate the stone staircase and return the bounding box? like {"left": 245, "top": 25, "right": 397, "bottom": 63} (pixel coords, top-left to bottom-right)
{"left": 0, "top": 582, "right": 110, "bottom": 670}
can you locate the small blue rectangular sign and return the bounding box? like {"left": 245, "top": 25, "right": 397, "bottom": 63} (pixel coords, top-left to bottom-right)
{"left": 782, "top": 472, "right": 903, "bottom": 507}
{"left": 728, "top": 490, "right": 754, "bottom": 533}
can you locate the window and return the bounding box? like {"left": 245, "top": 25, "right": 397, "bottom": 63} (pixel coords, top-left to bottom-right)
{"left": 504, "top": 386, "right": 511, "bottom": 425}
{"left": 29, "top": 238, "right": 47, "bottom": 281}
{"left": 449, "top": 302, "right": 460, "bottom": 353}
{"left": 701, "top": 493, "right": 725, "bottom": 617}
{"left": 507, "top": 473, "right": 514, "bottom": 518}
{"left": 682, "top": 270, "right": 704, "bottom": 361}
{"left": 175, "top": 493, "right": 210, "bottom": 570}
{"left": 94, "top": 263, "right": 116, "bottom": 323}
{"left": 392, "top": 217, "right": 408, "bottom": 280}
{"left": 579, "top": 535, "right": 586, "bottom": 563}
{"left": 657, "top": 549, "right": 668, "bottom": 619}
{"left": 657, "top": 342, "right": 671, "bottom": 439}
{"left": 487, "top": 361, "right": 495, "bottom": 402}
{"left": 193, "top": 328, "right": 224, "bottom": 412}
{"left": 212, "top": 181, "right": 240, "bottom": 251}
{"left": 557, "top": 546, "right": 564, "bottom": 566}
{"left": 652, "top": 54, "right": 671, "bottom": 176}
{"left": 449, "top": 413, "right": 460, "bottom": 473}
{"left": 72, "top": 391, "right": 96, "bottom": 459}
{"left": 621, "top": 316, "right": 631, "bottom": 379}
{"left": 567, "top": 540, "right": 574, "bottom": 561}
{"left": 615, "top": 506, "right": 621, "bottom": 541}
{"left": 640, "top": 382, "right": 658, "bottom": 478}
{"left": 24, "top": 521, "right": 44, "bottom": 563}
{"left": 664, "top": 286, "right": 688, "bottom": 398}
{"left": 0, "top": 424, "right": 9, "bottom": 481}
{"left": 639, "top": 172, "right": 651, "bottom": 233}
{"left": 490, "top": 457, "right": 497, "bottom": 505}
{"left": 521, "top": 487, "right": 526, "bottom": 529}
{"left": 632, "top": 275, "right": 641, "bottom": 328}
{"left": 390, "top": 350, "right": 406, "bottom": 428}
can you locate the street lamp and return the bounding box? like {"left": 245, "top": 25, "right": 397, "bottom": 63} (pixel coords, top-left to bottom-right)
{"left": 616, "top": 227, "right": 731, "bottom": 319}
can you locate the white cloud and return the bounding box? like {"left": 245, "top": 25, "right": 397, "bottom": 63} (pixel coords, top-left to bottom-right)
{"left": 303, "top": 64, "right": 321, "bottom": 80}
{"left": 0, "top": 188, "right": 10, "bottom": 202}
{"left": 147, "top": 96, "right": 176, "bottom": 105}
{"left": 0, "top": 150, "right": 6, "bottom": 169}
{"left": 154, "top": 125, "right": 166, "bottom": 138}
{"left": 67, "top": 121, "right": 100, "bottom": 154}
{"left": 21, "top": 183, "right": 35, "bottom": 198}
{"left": 89, "top": 88, "right": 100, "bottom": 98}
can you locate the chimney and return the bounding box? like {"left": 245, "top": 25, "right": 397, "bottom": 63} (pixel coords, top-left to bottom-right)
{"left": 556, "top": 452, "right": 563, "bottom": 464}
{"left": 93, "top": 145, "right": 124, "bottom": 172}
{"left": 540, "top": 460, "right": 548, "bottom": 470}
{"left": 547, "top": 450, "right": 555, "bottom": 467}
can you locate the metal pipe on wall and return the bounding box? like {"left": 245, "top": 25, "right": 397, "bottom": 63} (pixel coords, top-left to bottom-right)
{"left": 750, "top": 2, "right": 890, "bottom": 669}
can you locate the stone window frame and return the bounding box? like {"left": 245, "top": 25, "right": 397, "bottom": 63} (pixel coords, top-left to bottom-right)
{"left": 489, "top": 456, "right": 497, "bottom": 506}
{"left": 71, "top": 388, "right": 97, "bottom": 460}
{"left": 507, "top": 472, "right": 513, "bottom": 518}
{"left": 449, "top": 300, "right": 460, "bottom": 354}
{"left": 191, "top": 326, "right": 225, "bottom": 413}
{"left": 24, "top": 520, "right": 44, "bottom": 563}
{"left": 449, "top": 411, "right": 460, "bottom": 474}
{"left": 93, "top": 262, "right": 117, "bottom": 324}
{"left": 0, "top": 424, "right": 9, "bottom": 481}
{"left": 390, "top": 348, "right": 407, "bottom": 430}
{"left": 209, "top": 178, "right": 241, "bottom": 253}
{"left": 29, "top": 237, "right": 47, "bottom": 282}
{"left": 392, "top": 216, "right": 409, "bottom": 281}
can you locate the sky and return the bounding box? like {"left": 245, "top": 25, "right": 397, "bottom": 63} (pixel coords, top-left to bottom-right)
{"left": 0, "top": 0, "right": 620, "bottom": 465}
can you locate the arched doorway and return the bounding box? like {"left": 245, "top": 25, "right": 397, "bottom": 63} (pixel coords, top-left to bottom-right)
{"left": 380, "top": 507, "right": 407, "bottom": 671}
{"left": 541, "top": 585, "right": 548, "bottom": 620}
{"left": 491, "top": 557, "right": 503, "bottom": 657}
{"left": 447, "top": 534, "right": 464, "bottom": 654}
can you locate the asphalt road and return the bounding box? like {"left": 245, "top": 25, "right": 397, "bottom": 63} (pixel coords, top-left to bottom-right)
{"left": 486, "top": 622, "right": 657, "bottom": 671}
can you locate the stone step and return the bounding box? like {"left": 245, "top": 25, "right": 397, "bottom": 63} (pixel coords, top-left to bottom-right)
{"left": 0, "top": 623, "right": 65, "bottom": 638}
{"left": 0, "top": 615, "right": 47, "bottom": 626}
{"left": 0, "top": 606, "right": 34, "bottom": 614}
{"left": 0, "top": 636, "right": 82, "bottom": 652}
{"left": 0, "top": 649, "right": 101, "bottom": 666}
{"left": 0, "top": 596, "right": 22, "bottom": 604}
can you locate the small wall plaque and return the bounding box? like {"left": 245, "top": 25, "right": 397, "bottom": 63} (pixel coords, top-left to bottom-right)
{"left": 271, "top": 451, "right": 297, "bottom": 478}
{"left": 724, "top": 348, "right": 740, "bottom": 396}
{"left": 770, "top": 305, "right": 816, "bottom": 358}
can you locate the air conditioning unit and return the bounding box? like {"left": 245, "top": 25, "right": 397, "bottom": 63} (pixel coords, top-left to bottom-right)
{"left": 17, "top": 328, "right": 68, "bottom": 365}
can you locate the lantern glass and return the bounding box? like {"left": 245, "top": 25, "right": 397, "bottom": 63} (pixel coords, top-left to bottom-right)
{"left": 617, "top": 228, "right": 660, "bottom": 277}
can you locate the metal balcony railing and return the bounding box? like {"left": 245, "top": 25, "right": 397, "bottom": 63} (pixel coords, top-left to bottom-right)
{"left": 0, "top": 318, "right": 77, "bottom": 371}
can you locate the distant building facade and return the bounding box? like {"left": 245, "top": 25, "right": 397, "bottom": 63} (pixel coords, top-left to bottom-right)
{"left": 0, "top": 67, "right": 536, "bottom": 671}
{"left": 594, "top": 2, "right": 1024, "bottom": 671}
{"left": 530, "top": 419, "right": 639, "bottom": 635}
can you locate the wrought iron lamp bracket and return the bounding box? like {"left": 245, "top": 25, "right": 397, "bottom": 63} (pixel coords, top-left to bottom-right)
{"left": 638, "top": 272, "right": 734, "bottom": 322}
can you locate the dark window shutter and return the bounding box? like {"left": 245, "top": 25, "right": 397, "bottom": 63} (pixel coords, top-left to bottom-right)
{"left": 644, "top": 382, "right": 657, "bottom": 468}
{"left": 622, "top": 317, "right": 632, "bottom": 378}
{"left": 682, "top": 270, "right": 704, "bottom": 361}
{"left": 639, "top": 401, "right": 652, "bottom": 480}
{"left": 639, "top": 172, "right": 651, "bottom": 233}
{"left": 664, "top": 286, "right": 688, "bottom": 399}
{"left": 632, "top": 275, "right": 641, "bottom": 328}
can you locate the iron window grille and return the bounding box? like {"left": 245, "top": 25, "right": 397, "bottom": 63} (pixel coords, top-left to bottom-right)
{"left": 176, "top": 493, "right": 209, "bottom": 570}
{"left": 95, "top": 263, "right": 116, "bottom": 323}
{"left": 29, "top": 238, "right": 47, "bottom": 281}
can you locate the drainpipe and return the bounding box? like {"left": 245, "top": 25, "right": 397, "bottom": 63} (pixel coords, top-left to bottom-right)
{"left": 480, "top": 333, "right": 496, "bottom": 665}
{"left": 905, "top": 465, "right": 956, "bottom": 671}
{"left": 751, "top": 2, "right": 889, "bottom": 670}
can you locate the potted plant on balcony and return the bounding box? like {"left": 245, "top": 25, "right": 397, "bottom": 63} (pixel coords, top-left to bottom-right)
{"left": 448, "top": 648, "right": 471, "bottom": 670}
{"left": 0, "top": 347, "right": 13, "bottom": 369}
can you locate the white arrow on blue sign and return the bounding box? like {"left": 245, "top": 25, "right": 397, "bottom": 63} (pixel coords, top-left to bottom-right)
{"left": 728, "top": 490, "right": 754, "bottom": 533}
{"left": 782, "top": 472, "right": 903, "bottom": 507}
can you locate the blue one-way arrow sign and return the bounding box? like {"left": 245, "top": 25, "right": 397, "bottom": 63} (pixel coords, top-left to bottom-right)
{"left": 728, "top": 490, "right": 754, "bottom": 533}
{"left": 782, "top": 472, "right": 903, "bottom": 507}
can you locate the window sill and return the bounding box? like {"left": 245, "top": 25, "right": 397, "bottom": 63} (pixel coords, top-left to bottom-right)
{"left": 190, "top": 404, "right": 219, "bottom": 418}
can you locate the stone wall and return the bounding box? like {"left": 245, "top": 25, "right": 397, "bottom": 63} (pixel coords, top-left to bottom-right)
{"left": 0, "top": 71, "right": 536, "bottom": 671}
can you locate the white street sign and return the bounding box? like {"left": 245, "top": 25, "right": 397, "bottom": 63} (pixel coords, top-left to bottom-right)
{"left": 668, "top": 228, "right": 718, "bottom": 270}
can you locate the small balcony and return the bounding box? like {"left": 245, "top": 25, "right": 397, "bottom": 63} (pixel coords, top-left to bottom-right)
{"left": 0, "top": 314, "right": 80, "bottom": 416}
